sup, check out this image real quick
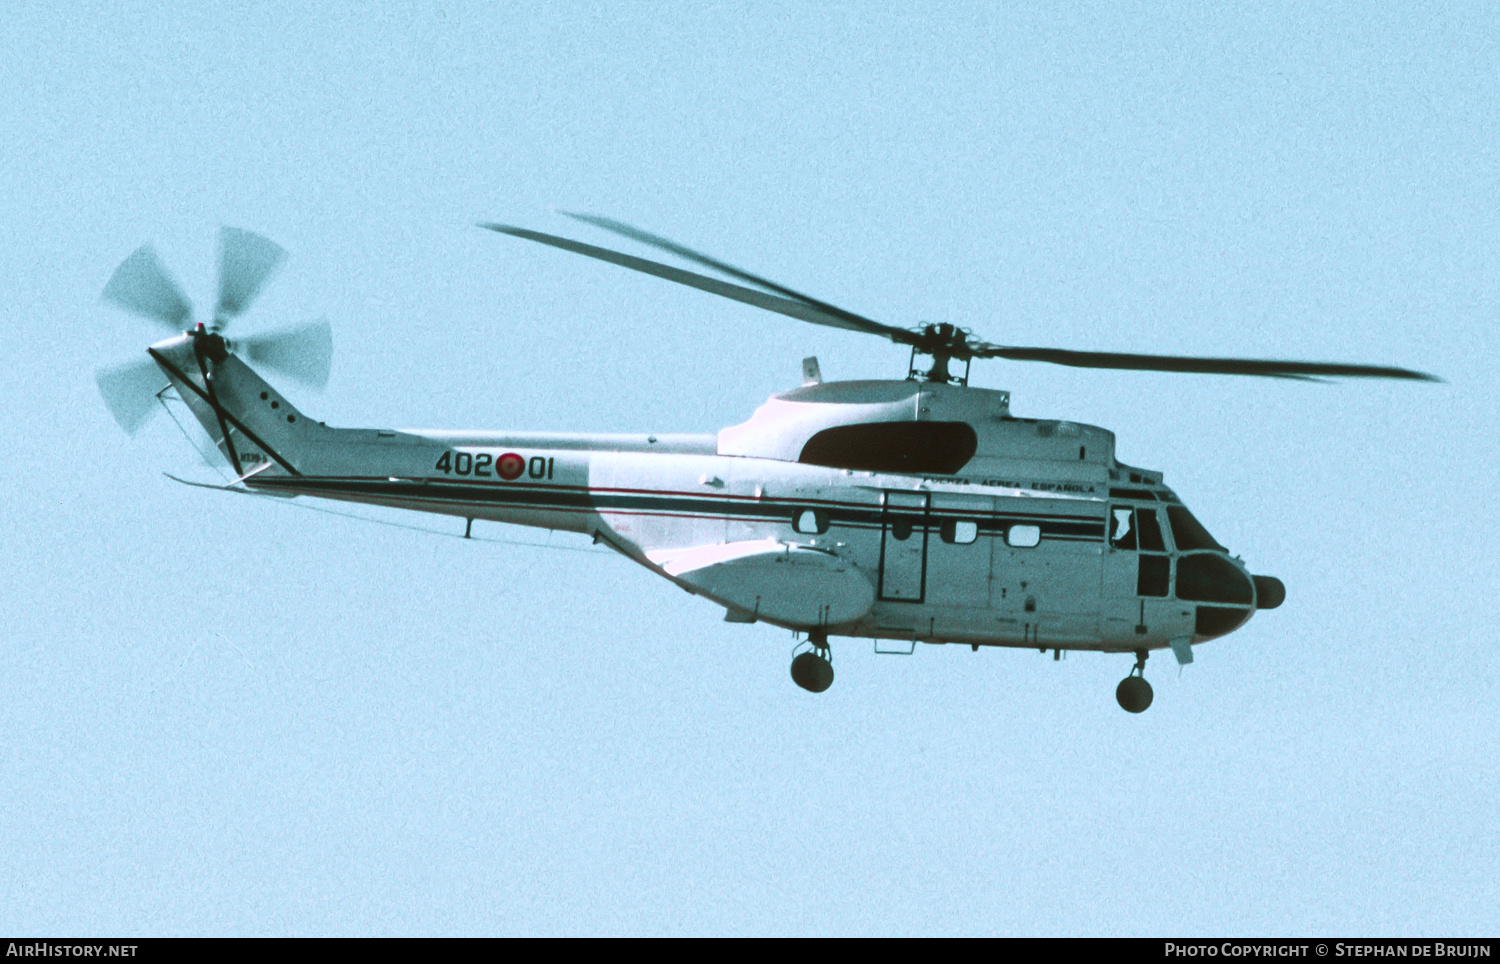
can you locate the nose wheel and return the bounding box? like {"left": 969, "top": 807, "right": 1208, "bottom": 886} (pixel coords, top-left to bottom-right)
{"left": 790, "top": 632, "right": 834, "bottom": 693}
{"left": 1116, "top": 649, "right": 1153, "bottom": 713}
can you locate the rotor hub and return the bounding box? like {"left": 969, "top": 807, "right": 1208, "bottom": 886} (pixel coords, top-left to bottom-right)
{"left": 192, "top": 322, "right": 230, "bottom": 363}
{"left": 908, "top": 322, "right": 974, "bottom": 384}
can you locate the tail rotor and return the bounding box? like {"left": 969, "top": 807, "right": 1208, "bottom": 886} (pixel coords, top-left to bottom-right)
{"left": 96, "top": 227, "right": 333, "bottom": 433}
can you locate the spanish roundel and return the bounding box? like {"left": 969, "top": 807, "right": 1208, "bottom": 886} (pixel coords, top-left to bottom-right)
{"left": 497, "top": 452, "right": 525, "bottom": 480}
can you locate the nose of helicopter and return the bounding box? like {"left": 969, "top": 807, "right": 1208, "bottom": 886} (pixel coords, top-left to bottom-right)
{"left": 1180, "top": 567, "right": 1285, "bottom": 641}
{"left": 1178, "top": 552, "right": 1277, "bottom": 641}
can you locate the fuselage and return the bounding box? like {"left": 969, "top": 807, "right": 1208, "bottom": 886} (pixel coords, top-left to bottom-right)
{"left": 149, "top": 332, "right": 1276, "bottom": 658}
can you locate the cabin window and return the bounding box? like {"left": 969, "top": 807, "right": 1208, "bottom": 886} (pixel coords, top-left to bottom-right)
{"left": 940, "top": 519, "right": 978, "bottom": 545}
{"left": 1006, "top": 524, "right": 1041, "bottom": 548}
{"left": 793, "top": 509, "right": 829, "bottom": 534}
{"left": 798, "top": 421, "right": 978, "bottom": 475}
{"left": 889, "top": 518, "right": 914, "bottom": 541}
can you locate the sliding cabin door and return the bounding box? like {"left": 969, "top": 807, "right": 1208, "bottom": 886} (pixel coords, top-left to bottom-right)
{"left": 879, "top": 490, "right": 929, "bottom": 602}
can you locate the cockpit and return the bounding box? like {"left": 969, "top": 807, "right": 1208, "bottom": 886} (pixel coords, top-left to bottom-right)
{"left": 1108, "top": 494, "right": 1284, "bottom": 640}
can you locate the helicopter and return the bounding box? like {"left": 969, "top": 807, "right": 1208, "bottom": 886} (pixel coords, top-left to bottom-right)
{"left": 96, "top": 218, "right": 1438, "bottom": 712}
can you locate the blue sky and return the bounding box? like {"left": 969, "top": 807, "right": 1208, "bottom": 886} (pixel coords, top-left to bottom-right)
{"left": 2, "top": 1, "right": 1496, "bottom": 935}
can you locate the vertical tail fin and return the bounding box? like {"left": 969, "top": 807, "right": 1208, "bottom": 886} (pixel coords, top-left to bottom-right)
{"left": 149, "top": 331, "right": 327, "bottom": 478}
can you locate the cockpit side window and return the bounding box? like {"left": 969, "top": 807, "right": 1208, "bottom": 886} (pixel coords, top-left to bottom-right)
{"left": 798, "top": 422, "right": 978, "bottom": 475}
{"left": 1111, "top": 506, "right": 1165, "bottom": 551}
{"left": 1136, "top": 507, "right": 1166, "bottom": 552}
{"left": 1167, "top": 506, "right": 1225, "bottom": 552}
{"left": 1109, "top": 507, "right": 1136, "bottom": 549}
{"left": 1116, "top": 505, "right": 1169, "bottom": 595}
{"left": 1138, "top": 555, "right": 1170, "bottom": 597}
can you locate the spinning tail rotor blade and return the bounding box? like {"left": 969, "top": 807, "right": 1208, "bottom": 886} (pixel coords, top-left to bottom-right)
{"left": 215, "top": 227, "right": 285, "bottom": 325}
{"left": 96, "top": 357, "right": 167, "bottom": 433}
{"left": 968, "top": 344, "right": 1442, "bottom": 381}
{"left": 102, "top": 247, "right": 193, "bottom": 330}
{"left": 237, "top": 319, "right": 332, "bottom": 388}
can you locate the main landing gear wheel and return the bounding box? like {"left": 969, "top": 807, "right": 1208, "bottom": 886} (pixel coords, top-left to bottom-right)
{"left": 1116, "top": 649, "right": 1153, "bottom": 713}
{"left": 790, "top": 632, "right": 834, "bottom": 693}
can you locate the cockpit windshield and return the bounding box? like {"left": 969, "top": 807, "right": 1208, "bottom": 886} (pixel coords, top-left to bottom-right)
{"left": 1166, "top": 505, "right": 1224, "bottom": 552}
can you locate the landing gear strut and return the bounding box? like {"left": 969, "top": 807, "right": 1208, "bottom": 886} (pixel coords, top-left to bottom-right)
{"left": 790, "top": 632, "right": 834, "bottom": 693}
{"left": 1116, "top": 649, "right": 1153, "bottom": 713}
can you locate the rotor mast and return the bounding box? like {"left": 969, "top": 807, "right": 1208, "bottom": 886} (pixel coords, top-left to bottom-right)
{"left": 908, "top": 322, "right": 973, "bottom": 385}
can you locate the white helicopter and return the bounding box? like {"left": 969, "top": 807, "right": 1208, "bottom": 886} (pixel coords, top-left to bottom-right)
{"left": 97, "top": 219, "right": 1438, "bottom": 712}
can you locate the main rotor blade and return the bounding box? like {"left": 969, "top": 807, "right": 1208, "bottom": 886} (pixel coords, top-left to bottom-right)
{"left": 481, "top": 223, "right": 917, "bottom": 345}
{"left": 560, "top": 212, "right": 904, "bottom": 341}
{"left": 216, "top": 227, "right": 285, "bottom": 325}
{"left": 237, "top": 319, "right": 332, "bottom": 388}
{"left": 96, "top": 357, "right": 167, "bottom": 433}
{"left": 102, "top": 246, "right": 193, "bottom": 330}
{"left": 969, "top": 344, "right": 1442, "bottom": 381}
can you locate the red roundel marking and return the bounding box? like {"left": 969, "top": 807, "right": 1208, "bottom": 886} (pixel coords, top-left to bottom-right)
{"left": 497, "top": 452, "right": 525, "bottom": 481}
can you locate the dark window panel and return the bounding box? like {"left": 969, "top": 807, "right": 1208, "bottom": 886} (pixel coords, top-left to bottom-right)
{"left": 1167, "top": 505, "right": 1225, "bottom": 552}
{"left": 799, "top": 422, "right": 978, "bottom": 475}
{"left": 1177, "top": 553, "right": 1254, "bottom": 605}
{"left": 1136, "top": 508, "right": 1166, "bottom": 552}
{"left": 1195, "top": 605, "right": 1252, "bottom": 640}
{"left": 1138, "top": 554, "right": 1170, "bottom": 597}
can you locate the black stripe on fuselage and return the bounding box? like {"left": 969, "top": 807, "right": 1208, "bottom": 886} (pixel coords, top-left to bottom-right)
{"left": 251, "top": 476, "right": 1107, "bottom": 541}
